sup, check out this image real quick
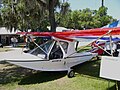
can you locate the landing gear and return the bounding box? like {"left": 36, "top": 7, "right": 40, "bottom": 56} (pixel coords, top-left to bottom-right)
{"left": 96, "top": 56, "right": 99, "bottom": 60}
{"left": 67, "top": 69, "right": 75, "bottom": 78}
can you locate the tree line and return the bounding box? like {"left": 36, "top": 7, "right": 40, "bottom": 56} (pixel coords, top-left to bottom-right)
{"left": 0, "top": 0, "right": 116, "bottom": 32}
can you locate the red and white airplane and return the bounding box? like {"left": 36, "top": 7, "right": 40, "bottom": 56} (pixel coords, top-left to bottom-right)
{"left": 0, "top": 27, "right": 120, "bottom": 78}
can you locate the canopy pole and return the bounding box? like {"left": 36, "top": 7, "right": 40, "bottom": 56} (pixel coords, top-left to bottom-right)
{"left": 109, "top": 35, "right": 113, "bottom": 56}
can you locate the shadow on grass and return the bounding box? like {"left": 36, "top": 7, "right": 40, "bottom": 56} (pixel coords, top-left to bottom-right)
{"left": 19, "top": 71, "right": 66, "bottom": 85}
{"left": 18, "top": 60, "right": 101, "bottom": 85}
{"left": 107, "top": 84, "right": 116, "bottom": 90}
{"left": 0, "top": 61, "right": 66, "bottom": 85}
{"left": 0, "top": 62, "right": 34, "bottom": 84}
{"left": 73, "top": 59, "right": 117, "bottom": 90}
{"left": 73, "top": 60, "right": 100, "bottom": 78}
{"left": 0, "top": 59, "right": 102, "bottom": 85}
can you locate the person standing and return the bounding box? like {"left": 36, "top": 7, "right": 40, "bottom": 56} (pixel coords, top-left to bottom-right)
{"left": 11, "top": 37, "right": 14, "bottom": 47}
{"left": 13, "top": 37, "right": 18, "bottom": 47}
{"left": 15, "top": 37, "right": 18, "bottom": 47}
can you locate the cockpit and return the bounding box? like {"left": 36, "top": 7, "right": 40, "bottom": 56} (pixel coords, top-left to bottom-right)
{"left": 29, "top": 40, "right": 68, "bottom": 60}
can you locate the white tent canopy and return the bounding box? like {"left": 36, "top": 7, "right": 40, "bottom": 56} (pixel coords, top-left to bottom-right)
{"left": 47, "top": 26, "right": 71, "bottom": 32}
{"left": 0, "top": 27, "right": 20, "bottom": 35}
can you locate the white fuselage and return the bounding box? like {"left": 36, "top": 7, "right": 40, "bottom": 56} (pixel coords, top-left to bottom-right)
{"left": 6, "top": 52, "right": 96, "bottom": 71}
{"left": 0, "top": 38, "right": 97, "bottom": 71}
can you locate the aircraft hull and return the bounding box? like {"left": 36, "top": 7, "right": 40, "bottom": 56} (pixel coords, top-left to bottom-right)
{"left": 5, "top": 52, "right": 97, "bottom": 71}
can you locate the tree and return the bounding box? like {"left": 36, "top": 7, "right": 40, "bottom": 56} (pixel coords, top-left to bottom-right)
{"left": 55, "top": 1, "right": 71, "bottom": 27}
{"left": 1, "top": 0, "right": 61, "bottom": 32}
{"left": 33, "top": 0, "right": 60, "bottom": 32}
{"left": 0, "top": 0, "right": 18, "bottom": 31}
{"left": 0, "top": 0, "right": 116, "bottom": 32}
{"left": 0, "top": 2, "right": 3, "bottom": 26}
{"left": 93, "top": 6, "right": 116, "bottom": 27}
{"left": 56, "top": 6, "right": 116, "bottom": 30}
{"left": 15, "top": 0, "right": 49, "bottom": 31}
{"left": 0, "top": 14, "right": 3, "bottom": 26}
{"left": 60, "top": 1, "right": 70, "bottom": 15}
{"left": 0, "top": 0, "right": 49, "bottom": 31}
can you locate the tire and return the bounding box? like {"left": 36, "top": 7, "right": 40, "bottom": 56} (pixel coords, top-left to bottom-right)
{"left": 67, "top": 69, "right": 75, "bottom": 78}
{"left": 96, "top": 56, "right": 100, "bottom": 60}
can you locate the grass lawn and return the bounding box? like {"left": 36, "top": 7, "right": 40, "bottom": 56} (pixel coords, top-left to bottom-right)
{"left": 0, "top": 48, "right": 117, "bottom": 90}
{"left": 0, "top": 47, "right": 11, "bottom": 52}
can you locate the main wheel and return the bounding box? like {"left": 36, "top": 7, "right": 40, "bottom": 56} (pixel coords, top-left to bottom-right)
{"left": 96, "top": 56, "right": 100, "bottom": 60}
{"left": 67, "top": 69, "right": 75, "bottom": 78}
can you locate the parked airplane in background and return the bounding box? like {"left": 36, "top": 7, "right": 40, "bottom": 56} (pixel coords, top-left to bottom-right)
{"left": 0, "top": 27, "right": 120, "bottom": 78}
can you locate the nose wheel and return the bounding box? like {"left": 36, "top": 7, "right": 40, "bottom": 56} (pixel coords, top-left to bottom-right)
{"left": 67, "top": 69, "right": 75, "bottom": 78}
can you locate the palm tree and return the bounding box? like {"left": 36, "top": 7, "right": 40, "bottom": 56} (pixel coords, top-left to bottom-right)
{"left": 56, "top": 1, "right": 70, "bottom": 26}
{"left": 38, "top": 0, "right": 60, "bottom": 32}
{"left": 60, "top": 2, "right": 70, "bottom": 15}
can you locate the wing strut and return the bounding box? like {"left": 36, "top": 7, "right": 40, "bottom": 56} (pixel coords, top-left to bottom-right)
{"left": 65, "top": 30, "right": 113, "bottom": 58}
{"left": 27, "top": 36, "right": 48, "bottom": 55}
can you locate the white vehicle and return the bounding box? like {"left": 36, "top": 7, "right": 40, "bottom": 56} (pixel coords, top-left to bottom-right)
{"left": 0, "top": 36, "right": 97, "bottom": 78}
{"left": 1, "top": 27, "right": 120, "bottom": 78}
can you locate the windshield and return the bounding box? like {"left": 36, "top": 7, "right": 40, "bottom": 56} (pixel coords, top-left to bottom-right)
{"left": 29, "top": 40, "right": 54, "bottom": 58}
{"left": 40, "top": 40, "right": 54, "bottom": 53}
{"left": 59, "top": 41, "right": 68, "bottom": 53}
{"left": 49, "top": 41, "right": 63, "bottom": 59}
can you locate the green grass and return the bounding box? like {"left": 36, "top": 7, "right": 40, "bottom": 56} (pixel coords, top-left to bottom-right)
{"left": 77, "top": 46, "right": 92, "bottom": 52}
{"left": 0, "top": 47, "right": 11, "bottom": 52}
{"left": 0, "top": 60, "right": 116, "bottom": 90}
{"left": 0, "top": 47, "right": 117, "bottom": 90}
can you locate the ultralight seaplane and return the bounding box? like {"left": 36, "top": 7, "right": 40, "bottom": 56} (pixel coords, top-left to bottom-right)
{"left": 0, "top": 27, "right": 120, "bottom": 78}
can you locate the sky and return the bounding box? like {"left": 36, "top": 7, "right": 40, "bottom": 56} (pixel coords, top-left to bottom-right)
{"left": 68, "top": 0, "right": 120, "bottom": 20}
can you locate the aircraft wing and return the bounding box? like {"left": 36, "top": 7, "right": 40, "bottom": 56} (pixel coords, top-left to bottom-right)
{"left": 16, "top": 27, "right": 120, "bottom": 43}
{"left": 17, "top": 27, "right": 120, "bottom": 37}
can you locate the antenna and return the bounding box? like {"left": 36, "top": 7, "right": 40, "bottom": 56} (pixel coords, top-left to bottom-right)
{"left": 102, "top": 0, "right": 104, "bottom": 7}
